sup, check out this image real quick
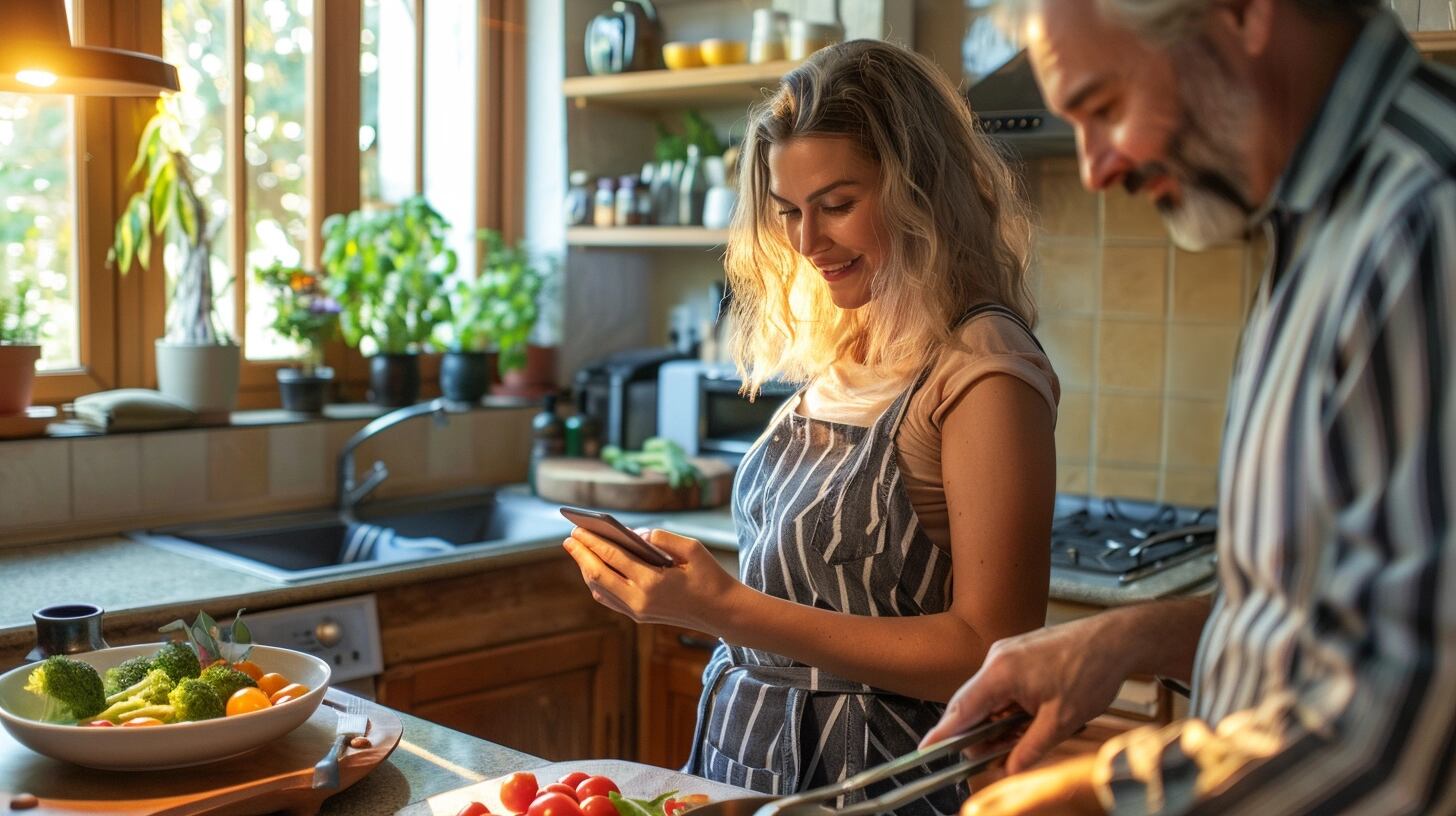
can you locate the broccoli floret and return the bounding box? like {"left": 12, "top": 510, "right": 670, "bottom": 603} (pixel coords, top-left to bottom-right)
{"left": 95, "top": 669, "right": 175, "bottom": 722}
{"left": 120, "top": 677, "right": 224, "bottom": 724}
{"left": 149, "top": 641, "right": 201, "bottom": 683}
{"left": 199, "top": 664, "right": 256, "bottom": 701}
{"left": 24, "top": 655, "right": 105, "bottom": 723}
{"left": 102, "top": 655, "right": 154, "bottom": 697}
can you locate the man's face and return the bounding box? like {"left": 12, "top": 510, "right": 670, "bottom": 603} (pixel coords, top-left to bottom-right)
{"left": 1027, "top": 2, "right": 1258, "bottom": 250}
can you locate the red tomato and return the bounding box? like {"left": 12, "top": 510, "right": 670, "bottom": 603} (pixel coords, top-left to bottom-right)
{"left": 664, "top": 799, "right": 684, "bottom": 816}
{"left": 540, "top": 783, "right": 578, "bottom": 801}
{"left": 526, "top": 792, "right": 582, "bottom": 816}
{"left": 86, "top": 720, "right": 115, "bottom": 727}
{"left": 499, "top": 772, "right": 540, "bottom": 814}
{"left": 456, "top": 803, "right": 491, "bottom": 816}
{"left": 556, "top": 771, "right": 590, "bottom": 789}
{"left": 578, "top": 795, "right": 617, "bottom": 816}
{"left": 574, "top": 777, "right": 619, "bottom": 801}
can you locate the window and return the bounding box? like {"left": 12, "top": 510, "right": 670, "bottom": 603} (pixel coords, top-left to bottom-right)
{"left": 360, "top": 0, "right": 420, "bottom": 208}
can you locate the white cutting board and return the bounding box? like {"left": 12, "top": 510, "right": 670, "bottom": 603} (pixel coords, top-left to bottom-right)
{"left": 401, "top": 759, "right": 756, "bottom": 816}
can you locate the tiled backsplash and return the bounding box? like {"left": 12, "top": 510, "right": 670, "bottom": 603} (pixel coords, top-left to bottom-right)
{"left": 1026, "top": 158, "right": 1262, "bottom": 506}
{"left": 0, "top": 407, "right": 534, "bottom": 547}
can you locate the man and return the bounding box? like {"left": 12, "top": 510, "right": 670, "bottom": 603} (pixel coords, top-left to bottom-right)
{"left": 922, "top": 0, "right": 1456, "bottom": 813}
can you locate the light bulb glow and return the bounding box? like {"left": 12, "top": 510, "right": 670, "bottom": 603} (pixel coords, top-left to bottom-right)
{"left": 16, "top": 69, "right": 58, "bottom": 88}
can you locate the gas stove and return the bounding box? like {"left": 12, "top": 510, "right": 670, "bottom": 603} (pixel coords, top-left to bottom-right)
{"left": 1050, "top": 495, "right": 1218, "bottom": 587}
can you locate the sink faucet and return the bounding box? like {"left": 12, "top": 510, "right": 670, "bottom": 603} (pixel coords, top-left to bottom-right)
{"left": 336, "top": 398, "right": 470, "bottom": 516}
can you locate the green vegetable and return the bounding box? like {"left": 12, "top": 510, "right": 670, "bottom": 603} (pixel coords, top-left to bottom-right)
{"left": 148, "top": 640, "right": 202, "bottom": 683}
{"left": 23, "top": 655, "right": 106, "bottom": 723}
{"left": 199, "top": 663, "right": 257, "bottom": 701}
{"left": 120, "top": 677, "right": 224, "bottom": 724}
{"left": 608, "top": 790, "right": 678, "bottom": 816}
{"left": 102, "top": 655, "right": 154, "bottom": 697}
{"left": 95, "top": 669, "right": 175, "bottom": 722}
{"left": 601, "top": 437, "right": 701, "bottom": 489}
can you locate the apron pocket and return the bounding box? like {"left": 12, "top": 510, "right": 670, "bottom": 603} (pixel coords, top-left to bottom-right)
{"left": 701, "top": 739, "right": 786, "bottom": 796}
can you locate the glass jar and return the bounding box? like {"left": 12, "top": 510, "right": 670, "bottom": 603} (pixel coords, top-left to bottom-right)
{"left": 634, "top": 176, "right": 654, "bottom": 225}
{"left": 565, "top": 170, "right": 592, "bottom": 227}
{"left": 615, "top": 174, "right": 640, "bottom": 226}
{"left": 593, "top": 177, "right": 617, "bottom": 227}
{"left": 750, "top": 9, "right": 789, "bottom": 63}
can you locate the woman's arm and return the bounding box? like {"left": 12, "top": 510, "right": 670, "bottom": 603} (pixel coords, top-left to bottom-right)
{"left": 564, "top": 373, "right": 1056, "bottom": 703}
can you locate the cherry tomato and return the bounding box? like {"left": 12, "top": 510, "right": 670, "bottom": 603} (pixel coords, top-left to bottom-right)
{"left": 120, "top": 717, "right": 166, "bottom": 727}
{"left": 456, "top": 803, "right": 492, "bottom": 816}
{"left": 271, "top": 693, "right": 299, "bottom": 705}
{"left": 257, "top": 672, "right": 290, "bottom": 697}
{"left": 577, "top": 795, "right": 617, "bottom": 816}
{"left": 526, "top": 793, "right": 582, "bottom": 816}
{"left": 86, "top": 720, "right": 115, "bottom": 727}
{"left": 231, "top": 660, "right": 264, "bottom": 681}
{"left": 678, "top": 794, "right": 710, "bottom": 811}
{"left": 557, "top": 771, "right": 590, "bottom": 789}
{"left": 499, "top": 771, "right": 539, "bottom": 813}
{"left": 270, "top": 682, "right": 309, "bottom": 703}
{"left": 226, "top": 686, "right": 272, "bottom": 716}
{"left": 574, "top": 777, "right": 618, "bottom": 801}
{"left": 540, "top": 783, "right": 578, "bottom": 801}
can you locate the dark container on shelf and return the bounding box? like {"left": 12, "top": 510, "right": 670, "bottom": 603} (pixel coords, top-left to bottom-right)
{"left": 441, "top": 351, "right": 492, "bottom": 403}
{"left": 277, "top": 366, "right": 334, "bottom": 413}
{"left": 26, "top": 603, "right": 109, "bottom": 664}
{"left": 368, "top": 353, "right": 421, "bottom": 407}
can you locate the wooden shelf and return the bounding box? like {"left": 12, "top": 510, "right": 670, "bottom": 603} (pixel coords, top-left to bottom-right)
{"left": 566, "top": 226, "right": 728, "bottom": 248}
{"left": 562, "top": 61, "right": 798, "bottom": 110}
{"left": 1415, "top": 30, "right": 1456, "bottom": 63}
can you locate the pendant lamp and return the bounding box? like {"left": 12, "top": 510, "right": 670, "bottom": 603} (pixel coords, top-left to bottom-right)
{"left": 0, "top": 0, "right": 180, "bottom": 96}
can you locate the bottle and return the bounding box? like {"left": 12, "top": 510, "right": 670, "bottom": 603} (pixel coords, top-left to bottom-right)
{"left": 564, "top": 390, "right": 603, "bottom": 459}
{"left": 593, "top": 177, "right": 617, "bottom": 227}
{"left": 529, "top": 393, "right": 566, "bottom": 492}
{"left": 564, "top": 170, "right": 592, "bottom": 227}
{"left": 678, "top": 144, "right": 709, "bottom": 226}
{"left": 615, "top": 174, "right": 640, "bottom": 226}
{"left": 634, "top": 175, "right": 654, "bottom": 226}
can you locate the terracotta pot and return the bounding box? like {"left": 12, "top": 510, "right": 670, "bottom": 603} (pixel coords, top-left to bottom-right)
{"left": 0, "top": 344, "right": 41, "bottom": 415}
{"left": 493, "top": 344, "right": 557, "bottom": 399}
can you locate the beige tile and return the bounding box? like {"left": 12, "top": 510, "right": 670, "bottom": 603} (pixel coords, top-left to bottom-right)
{"left": 1094, "top": 465, "right": 1161, "bottom": 500}
{"left": 357, "top": 418, "right": 431, "bottom": 498}
{"left": 1104, "top": 187, "right": 1169, "bottom": 240}
{"left": 1097, "top": 320, "right": 1166, "bottom": 392}
{"left": 474, "top": 408, "right": 535, "bottom": 485}
{"left": 1172, "top": 247, "right": 1245, "bottom": 322}
{"left": 1096, "top": 394, "right": 1164, "bottom": 465}
{"left": 1037, "top": 159, "right": 1099, "bottom": 239}
{"left": 141, "top": 430, "right": 207, "bottom": 513}
{"left": 1057, "top": 463, "right": 1090, "bottom": 494}
{"left": 1165, "top": 398, "right": 1226, "bottom": 470}
{"left": 1037, "top": 316, "right": 1095, "bottom": 390}
{"left": 428, "top": 412, "right": 476, "bottom": 480}
{"left": 1055, "top": 389, "right": 1092, "bottom": 460}
{"left": 1100, "top": 245, "right": 1167, "bottom": 317}
{"left": 268, "top": 424, "right": 328, "bottom": 500}
{"left": 1167, "top": 324, "right": 1242, "bottom": 399}
{"left": 208, "top": 428, "right": 269, "bottom": 503}
{"left": 71, "top": 436, "right": 142, "bottom": 521}
{"left": 1163, "top": 468, "right": 1219, "bottom": 506}
{"left": 1034, "top": 242, "right": 1098, "bottom": 316}
{"left": 0, "top": 439, "right": 70, "bottom": 529}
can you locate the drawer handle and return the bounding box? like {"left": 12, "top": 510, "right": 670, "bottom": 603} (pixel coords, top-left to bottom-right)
{"left": 677, "top": 634, "right": 717, "bottom": 651}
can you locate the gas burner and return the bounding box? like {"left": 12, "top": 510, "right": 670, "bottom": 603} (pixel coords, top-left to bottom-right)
{"left": 1051, "top": 496, "right": 1217, "bottom": 587}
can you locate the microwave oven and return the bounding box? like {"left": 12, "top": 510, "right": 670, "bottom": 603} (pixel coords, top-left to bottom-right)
{"left": 658, "top": 361, "right": 797, "bottom": 461}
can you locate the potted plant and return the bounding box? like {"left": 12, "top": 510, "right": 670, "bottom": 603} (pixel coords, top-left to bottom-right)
{"left": 0, "top": 279, "right": 43, "bottom": 415}
{"left": 464, "top": 229, "right": 558, "bottom": 398}
{"left": 321, "top": 196, "right": 455, "bottom": 407}
{"left": 111, "top": 101, "right": 238, "bottom": 413}
{"left": 433, "top": 267, "right": 497, "bottom": 405}
{"left": 254, "top": 261, "right": 340, "bottom": 413}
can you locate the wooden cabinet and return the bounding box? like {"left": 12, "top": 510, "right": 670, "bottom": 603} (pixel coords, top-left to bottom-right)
{"left": 636, "top": 624, "right": 718, "bottom": 769}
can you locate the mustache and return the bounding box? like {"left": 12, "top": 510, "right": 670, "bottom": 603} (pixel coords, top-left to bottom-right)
{"left": 1123, "top": 160, "right": 1256, "bottom": 217}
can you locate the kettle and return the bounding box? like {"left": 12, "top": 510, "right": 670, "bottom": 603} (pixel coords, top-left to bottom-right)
{"left": 585, "top": 0, "right": 660, "bottom": 75}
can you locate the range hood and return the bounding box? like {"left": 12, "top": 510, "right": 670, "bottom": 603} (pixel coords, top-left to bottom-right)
{"left": 965, "top": 50, "right": 1075, "bottom": 158}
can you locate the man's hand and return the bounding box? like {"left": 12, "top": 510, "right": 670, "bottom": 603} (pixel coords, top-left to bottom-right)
{"left": 962, "top": 754, "right": 1103, "bottom": 816}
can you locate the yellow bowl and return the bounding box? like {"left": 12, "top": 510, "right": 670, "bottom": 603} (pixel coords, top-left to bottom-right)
{"left": 662, "top": 41, "right": 704, "bottom": 70}
{"left": 699, "top": 39, "right": 747, "bottom": 67}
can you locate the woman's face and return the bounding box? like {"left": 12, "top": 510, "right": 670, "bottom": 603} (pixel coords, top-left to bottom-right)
{"left": 767, "top": 136, "right": 884, "bottom": 310}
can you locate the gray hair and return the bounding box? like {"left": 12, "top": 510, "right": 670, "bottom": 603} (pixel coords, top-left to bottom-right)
{"left": 1002, "top": 0, "right": 1380, "bottom": 44}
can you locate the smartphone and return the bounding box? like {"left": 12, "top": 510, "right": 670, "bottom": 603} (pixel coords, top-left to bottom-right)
{"left": 560, "top": 506, "right": 675, "bottom": 568}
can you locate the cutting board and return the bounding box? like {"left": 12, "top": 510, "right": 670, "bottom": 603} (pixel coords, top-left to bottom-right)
{"left": 399, "top": 758, "right": 756, "bottom": 816}
{"left": 536, "top": 457, "right": 735, "bottom": 512}
{"left": 0, "top": 689, "right": 402, "bottom": 816}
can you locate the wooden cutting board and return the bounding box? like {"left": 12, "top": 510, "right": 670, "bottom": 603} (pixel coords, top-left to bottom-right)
{"left": 0, "top": 689, "right": 402, "bottom": 816}
{"left": 536, "top": 457, "right": 735, "bottom": 512}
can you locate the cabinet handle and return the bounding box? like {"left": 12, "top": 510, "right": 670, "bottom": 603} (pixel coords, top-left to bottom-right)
{"left": 678, "top": 634, "right": 718, "bottom": 651}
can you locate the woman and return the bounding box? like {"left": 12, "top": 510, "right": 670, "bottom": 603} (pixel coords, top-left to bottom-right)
{"left": 563, "top": 40, "right": 1057, "bottom": 814}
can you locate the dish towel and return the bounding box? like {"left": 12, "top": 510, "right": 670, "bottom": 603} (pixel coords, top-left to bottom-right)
{"left": 339, "top": 523, "right": 454, "bottom": 565}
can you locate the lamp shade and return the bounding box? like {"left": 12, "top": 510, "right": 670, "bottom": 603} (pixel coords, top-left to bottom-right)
{"left": 0, "top": 0, "right": 180, "bottom": 96}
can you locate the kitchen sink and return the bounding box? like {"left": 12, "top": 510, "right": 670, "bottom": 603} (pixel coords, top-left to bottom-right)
{"left": 129, "top": 489, "right": 572, "bottom": 583}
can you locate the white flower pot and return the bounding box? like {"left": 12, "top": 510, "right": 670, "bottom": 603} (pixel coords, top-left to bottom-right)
{"left": 155, "top": 341, "right": 241, "bottom": 413}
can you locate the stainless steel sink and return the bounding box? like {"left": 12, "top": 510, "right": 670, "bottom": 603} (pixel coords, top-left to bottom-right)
{"left": 129, "top": 489, "right": 572, "bottom": 582}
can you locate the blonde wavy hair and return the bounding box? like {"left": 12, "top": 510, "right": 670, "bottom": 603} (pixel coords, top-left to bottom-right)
{"left": 726, "top": 39, "right": 1035, "bottom": 395}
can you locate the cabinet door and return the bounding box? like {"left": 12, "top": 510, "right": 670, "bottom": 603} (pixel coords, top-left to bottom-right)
{"left": 378, "top": 626, "right": 627, "bottom": 761}
{"left": 637, "top": 624, "right": 717, "bottom": 768}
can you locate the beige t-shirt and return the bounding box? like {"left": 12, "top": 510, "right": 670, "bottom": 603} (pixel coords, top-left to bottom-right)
{"left": 796, "top": 315, "right": 1060, "bottom": 551}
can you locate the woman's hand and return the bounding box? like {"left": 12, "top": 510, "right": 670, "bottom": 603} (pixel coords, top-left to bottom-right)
{"left": 562, "top": 527, "right": 743, "bottom": 633}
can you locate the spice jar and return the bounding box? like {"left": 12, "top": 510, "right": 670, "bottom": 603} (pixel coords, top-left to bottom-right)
{"left": 750, "top": 9, "right": 789, "bottom": 63}
{"left": 593, "top": 177, "right": 617, "bottom": 227}
{"left": 615, "top": 174, "right": 640, "bottom": 226}
{"left": 565, "top": 170, "right": 592, "bottom": 227}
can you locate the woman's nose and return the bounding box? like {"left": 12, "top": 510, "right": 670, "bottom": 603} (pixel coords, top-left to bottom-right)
{"left": 796, "top": 212, "right": 828, "bottom": 257}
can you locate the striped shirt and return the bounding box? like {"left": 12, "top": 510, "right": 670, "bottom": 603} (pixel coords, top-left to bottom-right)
{"left": 1096, "top": 12, "right": 1456, "bottom": 815}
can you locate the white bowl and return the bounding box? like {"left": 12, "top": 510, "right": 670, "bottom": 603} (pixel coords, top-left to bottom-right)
{"left": 0, "top": 643, "right": 331, "bottom": 770}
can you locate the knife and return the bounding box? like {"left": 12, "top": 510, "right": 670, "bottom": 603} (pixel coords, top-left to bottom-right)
{"left": 312, "top": 694, "right": 369, "bottom": 790}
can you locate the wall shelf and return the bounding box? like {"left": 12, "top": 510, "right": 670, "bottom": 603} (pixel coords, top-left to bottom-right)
{"left": 562, "top": 61, "right": 797, "bottom": 110}
{"left": 1416, "top": 30, "right": 1456, "bottom": 63}
{"left": 566, "top": 226, "right": 728, "bottom": 248}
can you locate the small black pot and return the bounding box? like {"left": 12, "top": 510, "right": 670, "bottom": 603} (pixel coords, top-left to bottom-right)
{"left": 369, "top": 353, "right": 420, "bottom": 407}
{"left": 25, "top": 603, "right": 109, "bottom": 664}
{"left": 440, "top": 350, "right": 491, "bottom": 403}
{"left": 277, "top": 366, "right": 334, "bottom": 413}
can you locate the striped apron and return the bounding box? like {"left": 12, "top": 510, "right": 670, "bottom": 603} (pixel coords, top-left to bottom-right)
{"left": 685, "top": 304, "right": 1035, "bottom": 815}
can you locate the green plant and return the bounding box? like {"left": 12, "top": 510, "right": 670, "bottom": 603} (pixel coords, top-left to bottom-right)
{"left": 444, "top": 229, "right": 550, "bottom": 374}
{"left": 320, "top": 196, "right": 456, "bottom": 356}
{"left": 253, "top": 261, "right": 340, "bottom": 372}
{"left": 0, "top": 278, "right": 41, "bottom": 345}
{"left": 654, "top": 109, "right": 722, "bottom": 163}
{"left": 109, "top": 100, "right": 230, "bottom": 345}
